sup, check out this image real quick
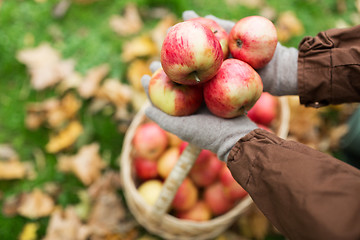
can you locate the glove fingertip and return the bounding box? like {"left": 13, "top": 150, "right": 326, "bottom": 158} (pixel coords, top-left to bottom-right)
{"left": 150, "top": 61, "right": 161, "bottom": 73}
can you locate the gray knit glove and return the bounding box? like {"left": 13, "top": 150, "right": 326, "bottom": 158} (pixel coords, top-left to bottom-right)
{"left": 141, "top": 61, "right": 258, "bottom": 162}
{"left": 183, "top": 10, "right": 299, "bottom": 96}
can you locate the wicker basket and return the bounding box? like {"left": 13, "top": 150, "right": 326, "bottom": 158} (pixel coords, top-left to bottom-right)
{"left": 120, "top": 97, "right": 290, "bottom": 240}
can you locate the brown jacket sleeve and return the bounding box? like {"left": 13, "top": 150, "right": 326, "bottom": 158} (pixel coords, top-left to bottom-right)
{"left": 298, "top": 25, "right": 360, "bottom": 107}
{"left": 227, "top": 129, "right": 360, "bottom": 240}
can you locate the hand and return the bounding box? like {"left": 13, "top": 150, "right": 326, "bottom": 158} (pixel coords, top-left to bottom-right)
{"left": 141, "top": 62, "right": 258, "bottom": 162}
{"left": 183, "top": 10, "right": 299, "bottom": 96}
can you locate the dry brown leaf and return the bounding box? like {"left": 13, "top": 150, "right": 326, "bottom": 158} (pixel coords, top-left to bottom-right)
{"left": 121, "top": 35, "right": 158, "bottom": 62}
{"left": 17, "top": 189, "right": 55, "bottom": 219}
{"left": 225, "top": 0, "right": 264, "bottom": 8}
{"left": 109, "top": 3, "right": 143, "bottom": 36}
{"left": 2, "top": 195, "right": 21, "bottom": 217}
{"left": 57, "top": 143, "right": 106, "bottom": 185}
{"left": 96, "top": 78, "right": 133, "bottom": 108}
{"left": 46, "top": 120, "right": 83, "bottom": 153}
{"left": 17, "top": 43, "right": 76, "bottom": 90}
{"left": 78, "top": 63, "right": 110, "bottom": 99}
{"left": 126, "top": 59, "right": 152, "bottom": 91}
{"left": 56, "top": 71, "right": 84, "bottom": 93}
{"left": 43, "top": 207, "right": 91, "bottom": 240}
{"left": 150, "top": 14, "right": 177, "bottom": 51}
{"left": 0, "top": 144, "right": 18, "bottom": 161}
{"left": 276, "top": 11, "right": 304, "bottom": 43}
{"left": 88, "top": 171, "right": 122, "bottom": 198}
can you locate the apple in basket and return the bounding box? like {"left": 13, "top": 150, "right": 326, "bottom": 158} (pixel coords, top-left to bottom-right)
{"left": 219, "top": 164, "right": 248, "bottom": 201}
{"left": 157, "top": 147, "right": 180, "bottom": 179}
{"left": 132, "top": 122, "right": 168, "bottom": 160}
{"left": 138, "top": 179, "right": 163, "bottom": 206}
{"left": 204, "top": 181, "right": 235, "bottom": 216}
{"left": 229, "top": 15, "right": 278, "bottom": 69}
{"left": 134, "top": 156, "right": 158, "bottom": 181}
{"left": 187, "top": 17, "right": 229, "bottom": 59}
{"left": 148, "top": 68, "right": 204, "bottom": 116}
{"left": 247, "top": 92, "right": 278, "bottom": 126}
{"left": 161, "top": 21, "right": 223, "bottom": 85}
{"left": 172, "top": 177, "right": 199, "bottom": 211}
{"left": 176, "top": 200, "right": 212, "bottom": 222}
{"left": 203, "top": 58, "right": 263, "bottom": 119}
{"left": 189, "top": 149, "right": 223, "bottom": 187}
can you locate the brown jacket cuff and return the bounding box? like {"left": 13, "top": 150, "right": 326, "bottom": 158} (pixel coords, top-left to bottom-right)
{"left": 297, "top": 25, "right": 360, "bottom": 107}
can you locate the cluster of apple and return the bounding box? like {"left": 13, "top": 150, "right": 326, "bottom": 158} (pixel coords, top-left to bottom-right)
{"left": 148, "top": 15, "right": 278, "bottom": 119}
{"left": 132, "top": 121, "right": 248, "bottom": 221}
{"left": 248, "top": 92, "right": 279, "bottom": 131}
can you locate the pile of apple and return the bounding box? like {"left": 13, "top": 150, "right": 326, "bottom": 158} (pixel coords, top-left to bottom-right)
{"left": 148, "top": 15, "right": 278, "bottom": 119}
{"left": 132, "top": 121, "right": 248, "bottom": 221}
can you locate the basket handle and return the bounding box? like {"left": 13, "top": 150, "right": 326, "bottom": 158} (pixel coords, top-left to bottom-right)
{"left": 150, "top": 143, "right": 201, "bottom": 219}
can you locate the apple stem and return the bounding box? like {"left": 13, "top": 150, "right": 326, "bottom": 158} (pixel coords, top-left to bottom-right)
{"left": 194, "top": 73, "right": 201, "bottom": 83}
{"left": 236, "top": 39, "right": 243, "bottom": 49}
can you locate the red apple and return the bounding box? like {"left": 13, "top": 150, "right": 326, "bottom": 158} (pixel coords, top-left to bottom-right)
{"left": 172, "top": 178, "right": 199, "bottom": 211}
{"left": 161, "top": 21, "right": 223, "bottom": 85}
{"left": 219, "top": 164, "right": 248, "bottom": 201}
{"left": 189, "top": 149, "right": 223, "bottom": 187}
{"left": 204, "top": 182, "right": 234, "bottom": 216}
{"left": 229, "top": 16, "right": 278, "bottom": 69}
{"left": 247, "top": 92, "right": 278, "bottom": 126}
{"left": 157, "top": 147, "right": 180, "bottom": 179}
{"left": 132, "top": 122, "right": 168, "bottom": 160}
{"left": 203, "top": 58, "right": 263, "bottom": 119}
{"left": 138, "top": 179, "right": 163, "bottom": 206}
{"left": 178, "top": 141, "right": 189, "bottom": 155}
{"left": 176, "top": 200, "right": 212, "bottom": 222}
{"left": 134, "top": 157, "right": 158, "bottom": 181}
{"left": 187, "top": 17, "right": 229, "bottom": 59}
{"left": 148, "top": 68, "right": 203, "bottom": 116}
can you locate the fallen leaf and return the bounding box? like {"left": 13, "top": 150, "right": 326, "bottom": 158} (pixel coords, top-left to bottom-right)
{"left": 287, "top": 96, "right": 321, "bottom": 145}
{"left": 19, "top": 223, "right": 39, "bottom": 240}
{"left": 276, "top": 11, "right": 304, "bottom": 43}
{"left": 2, "top": 195, "right": 21, "bottom": 217}
{"left": 150, "top": 14, "right": 177, "bottom": 51}
{"left": 109, "top": 3, "right": 143, "bottom": 36}
{"left": 43, "top": 207, "right": 91, "bottom": 240}
{"left": 57, "top": 143, "right": 106, "bottom": 185}
{"left": 126, "top": 59, "right": 152, "bottom": 91}
{"left": 0, "top": 144, "right": 19, "bottom": 160}
{"left": 17, "top": 43, "right": 76, "bottom": 90}
{"left": 78, "top": 63, "right": 110, "bottom": 99}
{"left": 46, "top": 120, "right": 83, "bottom": 153}
{"left": 0, "top": 160, "right": 26, "bottom": 180}
{"left": 88, "top": 170, "right": 122, "bottom": 198}
{"left": 96, "top": 78, "right": 133, "bottom": 108}
{"left": 121, "top": 35, "right": 158, "bottom": 62}
{"left": 225, "top": 0, "right": 264, "bottom": 8}
{"left": 17, "top": 189, "right": 55, "bottom": 219}
{"left": 357, "top": 0, "right": 360, "bottom": 13}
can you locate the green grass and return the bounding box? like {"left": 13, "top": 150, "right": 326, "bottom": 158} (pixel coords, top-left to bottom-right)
{"left": 0, "top": 0, "right": 357, "bottom": 239}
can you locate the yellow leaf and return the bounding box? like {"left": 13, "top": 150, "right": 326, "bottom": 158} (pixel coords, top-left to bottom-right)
{"left": 109, "top": 3, "right": 143, "bottom": 36}
{"left": 96, "top": 78, "right": 133, "bottom": 108}
{"left": 121, "top": 35, "right": 158, "bottom": 62}
{"left": 0, "top": 160, "right": 26, "bottom": 180}
{"left": 19, "top": 223, "right": 39, "bottom": 240}
{"left": 276, "top": 11, "right": 304, "bottom": 43}
{"left": 46, "top": 121, "right": 83, "bottom": 153}
{"left": 126, "top": 59, "right": 152, "bottom": 91}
